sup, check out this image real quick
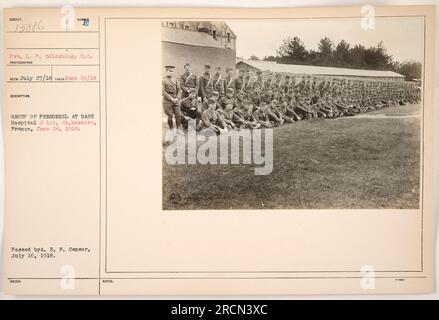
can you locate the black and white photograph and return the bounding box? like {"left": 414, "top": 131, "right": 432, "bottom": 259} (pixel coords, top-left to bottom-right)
{"left": 161, "top": 17, "right": 423, "bottom": 210}
{"left": 1, "top": 4, "right": 437, "bottom": 298}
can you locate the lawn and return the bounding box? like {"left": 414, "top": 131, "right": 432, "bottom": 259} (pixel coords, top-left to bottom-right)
{"left": 162, "top": 104, "right": 421, "bottom": 210}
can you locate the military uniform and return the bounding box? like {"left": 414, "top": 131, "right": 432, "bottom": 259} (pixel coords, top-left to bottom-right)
{"left": 224, "top": 74, "right": 236, "bottom": 92}
{"left": 180, "top": 95, "right": 201, "bottom": 120}
{"left": 162, "top": 71, "right": 182, "bottom": 130}
{"left": 253, "top": 77, "right": 265, "bottom": 92}
{"left": 235, "top": 75, "right": 245, "bottom": 93}
{"left": 253, "top": 107, "right": 272, "bottom": 127}
{"left": 162, "top": 77, "right": 180, "bottom": 117}
{"left": 218, "top": 96, "right": 236, "bottom": 110}
{"left": 180, "top": 71, "right": 198, "bottom": 98}
{"left": 164, "top": 61, "right": 417, "bottom": 133}
{"left": 212, "top": 72, "right": 225, "bottom": 97}
{"left": 201, "top": 107, "right": 225, "bottom": 130}
{"left": 199, "top": 72, "right": 214, "bottom": 100}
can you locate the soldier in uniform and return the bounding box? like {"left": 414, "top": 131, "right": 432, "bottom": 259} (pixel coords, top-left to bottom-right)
{"left": 162, "top": 65, "right": 183, "bottom": 134}
{"left": 212, "top": 66, "right": 225, "bottom": 97}
{"left": 201, "top": 91, "right": 220, "bottom": 112}
{"left": 234, "top": 91, "right": 247, "bottom": 109}
{"left": 218, "top": 88, "right": 237, "bottom": 110}
{"left": 267, "top": 99, "right": 285, "bottom": 125}
{"left": 253, "top": 70, "right": 265, "bottom": 92}
{"left": 253, "top": 101, "right": 273, "bottom": 128}
{"left": 280, "top": 75, "right": 290, "bottom": 94}
{"left": 265, "top": 73, "right": 274, "bottom": 92}
{"left": 233, "top": 100, "right": 261, "bottom": 129}
{"left": 218, "top": 102, "right": 238, "bottom": 130}
{"left": 201, "top": 98, "right": 227, "bottom": 133}
{"left": 249, "top": 82, "right": 263, "bottom": 107}
{"left": 276, "top": 99, "right": 296, "bottom": 123}
{"left": 224, "top": 67, "right": 236, "bottom": 92}
{"left": 179, "top": 63, "right": 198, "bottom": 98}
{"left": 243, "top": 70, "right": 253, "bottom": 94}
{"left": 180, "top": 88, "right": 202, "bottom": 129}
{"left": 198, "top": 64, "right": 214, "bottom": 101}
{"left": 235, "top": 69, "right": 246, "bottom": 93}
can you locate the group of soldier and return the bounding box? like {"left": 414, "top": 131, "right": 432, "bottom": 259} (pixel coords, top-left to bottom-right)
{"left": 162, "top": 63, "right": 421, "bottom": 134}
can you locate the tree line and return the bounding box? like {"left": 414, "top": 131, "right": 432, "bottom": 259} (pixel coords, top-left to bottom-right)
{"left": 245, "top": 36, "right": 422, "bottom": 81}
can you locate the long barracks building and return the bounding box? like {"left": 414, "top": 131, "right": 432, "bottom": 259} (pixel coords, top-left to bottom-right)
{"left": 236, "top": 59, "right": 405, "bottom": 82}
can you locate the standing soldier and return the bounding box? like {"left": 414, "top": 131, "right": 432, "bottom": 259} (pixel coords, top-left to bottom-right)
{"left": 224, "top": 67, "right": 236, "bottom": 92}
{"left": 253, "top": 70, "right": 265, "bottom": 92}
{"left": 162, "top": 65, "right": 183, "bottom": 134}
{"left": 235, "top": 69, "right": 246, "bottom": 93}
{"left": 199, "top": 64, "right": 214, "bottom": 101}
{"left": 243, "top": 70, "right": 253, "bottom": 94}
{"left": 212, "top": 66, "right": 225, "bottom": 97}
{"left": 265, "top": 73, "right": 274, "bottom": 92}
{"left": 179, "top": 63, "right": 198, "bottom": 98}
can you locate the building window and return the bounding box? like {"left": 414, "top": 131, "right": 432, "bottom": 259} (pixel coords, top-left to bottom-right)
{"left": 227, "top": 32, "right": 231, "bottom": 42}
{"left": 213, "top": 30, "right": 217, "bottom": 40}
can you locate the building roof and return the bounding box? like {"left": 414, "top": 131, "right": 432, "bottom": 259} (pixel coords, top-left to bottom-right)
{"left": 162, "top": 27, "right": 226, "bottom": 49}
{"left": 236, "top": 59, "right": 405, "bottom": 78}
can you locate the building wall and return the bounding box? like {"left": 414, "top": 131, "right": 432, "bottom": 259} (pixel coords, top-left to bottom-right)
{"left": 162, "top": 41, "right": 236, "bottom": 76}
{"left": 162, "top": 22, "right": 236, "bottom": 51}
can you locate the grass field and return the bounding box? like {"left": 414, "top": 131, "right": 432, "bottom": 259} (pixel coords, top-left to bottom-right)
{"left": 162, "top": 103, "right": 421, "bottom": 210}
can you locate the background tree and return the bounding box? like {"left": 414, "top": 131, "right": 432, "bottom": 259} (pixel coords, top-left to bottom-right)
{"left": 333, "top": 40, "right": 351, "bottom": 67}
{"left": 348, "top": 44, "right": 367, "bottom": 69}
{"left": 363, "top": 41, "right": 393, "bottom": 70}
{"left": 395, "top": 61, "right": 422, "bottom": 81}
{"left": 316, "top": 37, "right": 334, "bottom": 66}
{"left": 276, "top": 36, "right": 309, "bottom": 64}
{"left": 263, "top": 55, "right": 278, "bottom": 62}
{"left": 258, "top": 35, "right": 421, "bottom": 80}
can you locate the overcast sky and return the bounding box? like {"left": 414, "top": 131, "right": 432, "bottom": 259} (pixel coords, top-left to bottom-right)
{"left": 227, "top": 17, "right": 423, "bottom": 63}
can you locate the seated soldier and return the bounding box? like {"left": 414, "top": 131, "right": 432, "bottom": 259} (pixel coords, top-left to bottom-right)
{"left": 233, "top": 100, "right": 261, "bottom": 129}
{"left": 347, "top": 96, "right": 362, "bottom": 113}
{"left": 303, "top": 97, "right": 318, "bottom": 118}
{"left": 253, "top": 101, "right": 273, "bottom": 128}
{"left": 249, "top": 82, "right": 263, "bottom": 107}
{"left": 292, "top": 97, "right": 314, "bottom": 120}
{"left": 338, "top": 97, "right": 357, "bottom": 116}
{"left": 218, "top": 88, "right": 237, "bottom": 111}
{"left": 279, "top": 97, "right": 299, "bottom": 122}
{"left": 219, "top": 102, "right": 238, "bottom": 130}
{"left": 270, "top": 99, "right": 294, "bottom": 123}
{"left": 234, "top": 91, "right": 247, "bottom": 109}
{"left": 201, "top": 98, "right": 228, "bottom": 134}
{"left": 179, "top": 88, "right": 202, "bottom": 129}
{"left": 307, "top": 101, "right": 323, "bottom": 118}
{"left": 266, "top": 99, "right": 284, "bottom": 125}
{"left": 332, "top": 97, "right": 350, "bottom": 116}
{"left": 362, "top": 97, "right": 375, "bottom": 111}
{"left": 326, "top": 96, "right": 342, "bottom": 117}
{"left": 287, "top": 95, "right": 303, "bottom": 120}
{"left": 314, "top": 98, "right": 331, "bottom": 118}
{"left": 201, "top": 91, "right": 220, "bottom": 112}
